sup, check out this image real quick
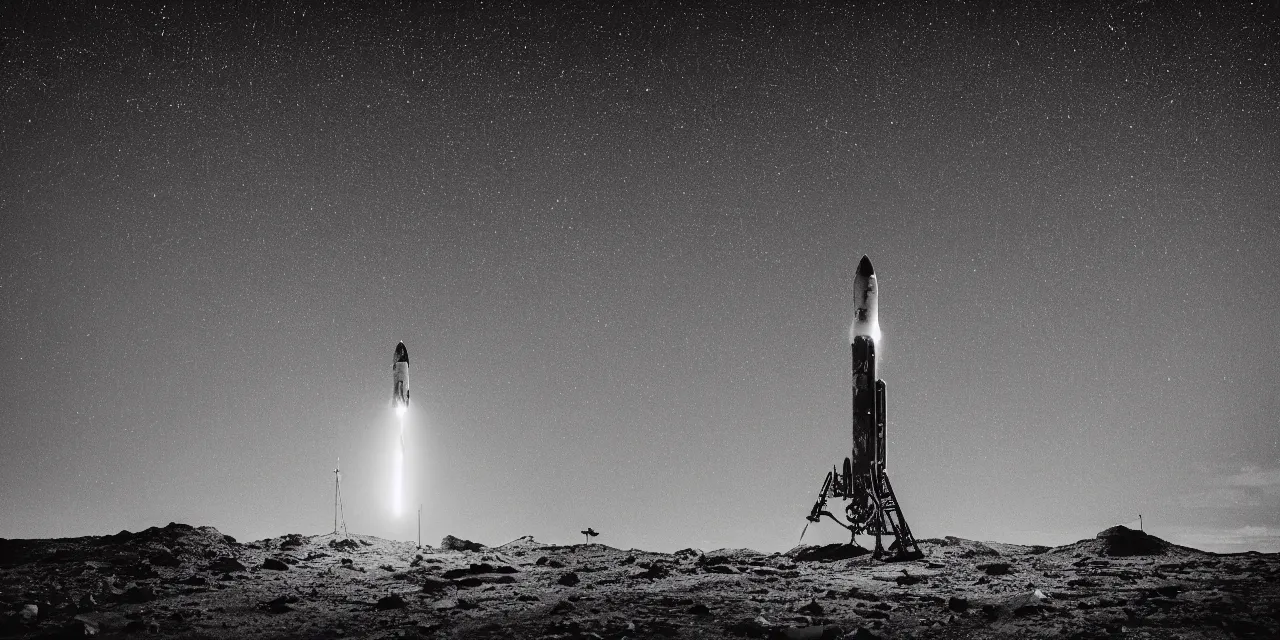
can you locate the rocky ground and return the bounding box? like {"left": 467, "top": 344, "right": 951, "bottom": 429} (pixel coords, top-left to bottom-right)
{"left": 1, "top": 523, "right": 1277, "bottom": 639}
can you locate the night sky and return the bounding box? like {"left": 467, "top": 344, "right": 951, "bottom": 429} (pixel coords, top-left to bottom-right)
{"left": 2, "top": 3, "right": 1277, "bottom": 554}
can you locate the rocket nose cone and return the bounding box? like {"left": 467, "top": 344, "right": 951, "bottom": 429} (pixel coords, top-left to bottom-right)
{"left": 857, "top": 255, "right": 874, "bottom": 278}
{"left": 394, "top": 342, "right": 409, "bottom": 364}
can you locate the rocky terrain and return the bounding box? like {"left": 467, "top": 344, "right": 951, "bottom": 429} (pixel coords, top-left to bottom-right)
{"left": 2, "top": 523, "right": 1277, "bottom": 639}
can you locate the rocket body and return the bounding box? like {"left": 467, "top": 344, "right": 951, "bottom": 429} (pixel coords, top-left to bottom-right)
{"left": 392, "top": 342, "right": 410, "bottom": 414}
{"left": 849, "top": 256, "right": 884, "bottom": 520}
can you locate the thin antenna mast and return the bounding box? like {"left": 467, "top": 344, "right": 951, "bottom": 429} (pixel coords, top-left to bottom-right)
{"left": 334, "top": 458, "right": 348, "bottom": 537}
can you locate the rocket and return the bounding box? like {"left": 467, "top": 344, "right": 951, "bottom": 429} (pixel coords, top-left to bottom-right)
{"left": 803, "top": 255, "right": 921, "bottom": 560}
{"left": 848, "top": 255, "right": 883, "bottom": 524}
{"left": 392, "top": 341, "right": 410, "bottom": 416}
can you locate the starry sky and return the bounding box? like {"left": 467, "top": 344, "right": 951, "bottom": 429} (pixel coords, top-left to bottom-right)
{"left": 2, "top": 2, "right": 1277, "bottom": 553}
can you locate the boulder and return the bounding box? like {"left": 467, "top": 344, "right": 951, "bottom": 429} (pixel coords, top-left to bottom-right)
{"left": 439, "top": 535, "right": 485, "bottom": 552}
{"left": 790, "top": 544, "right": 871, "bottom": 562}
{"left": 375, "top": 594, "right": 407, "bottom": 610}
{"left": 262, "top": 558, "right": 289, "bottom": 571}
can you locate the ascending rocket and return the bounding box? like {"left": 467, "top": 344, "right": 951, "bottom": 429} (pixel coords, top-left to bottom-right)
{"left": 392, "top": 342, "right": 410, "bottom": 416}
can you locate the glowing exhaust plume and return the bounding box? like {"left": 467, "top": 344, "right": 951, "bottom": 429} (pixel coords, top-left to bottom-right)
{"left": 392, "top": 414, "right": 405, "bottom": 517}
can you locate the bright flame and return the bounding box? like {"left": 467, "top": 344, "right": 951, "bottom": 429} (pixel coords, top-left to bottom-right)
{"left": 395, "top": 405, "right": 406, "bottom": 417}
{"left": 392, "top": 414, "right": 405, "bottom": 517}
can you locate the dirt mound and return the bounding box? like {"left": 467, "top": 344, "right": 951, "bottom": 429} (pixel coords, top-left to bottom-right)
{"left": 1095, "top": 525, "right": 1169, "bottom": 556}
{"left": 1047, "top": 526, "right": 1207, "bottom": 558}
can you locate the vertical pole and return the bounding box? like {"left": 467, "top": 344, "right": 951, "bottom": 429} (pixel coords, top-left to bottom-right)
{"left": 1139, "top": 514, "right": 1143, "bottom": 532}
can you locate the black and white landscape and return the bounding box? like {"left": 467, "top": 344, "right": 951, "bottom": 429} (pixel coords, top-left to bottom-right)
{"left": 3, "top": 4, "right": 1278, "bottom": 639}
{"left": 2, "top": 523, "right": 1278, "bottom": 638}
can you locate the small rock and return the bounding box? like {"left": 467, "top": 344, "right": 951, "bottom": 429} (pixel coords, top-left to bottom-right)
{"left": 442, "top": 568, "right": 470, "bottom": 579}
{"left": 798, "top": 600, "right": 825, "bottom": 615}
{"left": 205, "top": 557, "right": 245, "bottom": 573}
{"left": 517, "top": 594, "right": 539, "bottom": 602}
{"left": 947, "top": 596, "right": 969, "bottom": 613}
{"left": 77, "top": 593, "right": 97, "bottom": 611}
{"left": 455, "top": 577, "right": 484, "bottom": 588}
{"left": 262, "top": 558, "right": 289, "bottom": 571}
{"left": 895, "top": 574, "right": 923, "bottom": 586}
{"left": 455, "top": 598, "right": 477, "bottom": 610}
{"left": 421, "top": 578, "right": 453, "bottom": 594}
{"left": 20, "top": 604, "right": 38, "bottom": 623}
{"left": 261, "top": 595, "right": 298, "bottom": 613}
{"left": 558, "top": 572, "right": 580, "bottom": 587}
{"left": 847, "top": 628, "right": 881, "bottom": 640}
{"left": 688, "top": 603, "right": 711, "bottom": 615}
{"left": 706, "top": 565, "right": 738, "bottom": 574}
{"left": 979, "top": 562, "right": 1012, "bottom": 576}
{"left": 535, "top": 556, "right": 548, "bottom": 566}
{"left": 376, "top": 594, "right": 408, "bottom": 610}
